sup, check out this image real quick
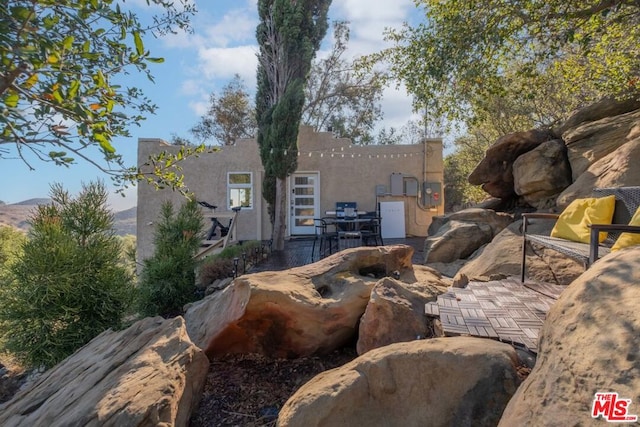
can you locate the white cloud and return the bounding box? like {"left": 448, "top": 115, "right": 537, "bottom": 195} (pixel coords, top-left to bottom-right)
{"left": 197, "top": 45, "right": 258, "bottom": 82}
{"left": 334, "top": 0, "right": 414, "bottom": 55}
{"left": 189, "top": 98, "right": 210, "bottom": 116}
{"left": 204, "top": 9, "right": 258, "bottom": 47}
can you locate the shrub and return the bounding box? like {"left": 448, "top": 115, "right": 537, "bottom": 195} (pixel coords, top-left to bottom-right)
{"left": 0, "top": 226, "right": 26, "bottom": 276}
{"left": 0, "top": 182, "right": 134, "bottom": 369}
{"left": 198, "top": 258, "right": 235, "bottom": 286}
{"left": 137, "top": 198, "right": 203, "bottom": 317}
{"left": 197, "top": 240, "right": 265, "bottom": 287}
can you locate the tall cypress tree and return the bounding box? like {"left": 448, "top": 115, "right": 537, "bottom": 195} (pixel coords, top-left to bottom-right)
{"left": 256, "top": 0, "right": 331, "bottom": 250}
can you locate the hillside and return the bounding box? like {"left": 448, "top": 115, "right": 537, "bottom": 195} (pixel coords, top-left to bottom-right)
{"left": 0, "top": 200, "right": 136, "bottom": 236}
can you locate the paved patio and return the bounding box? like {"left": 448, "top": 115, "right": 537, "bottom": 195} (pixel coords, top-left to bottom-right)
{"left": 250, "top": 236, "right": 426, "bottom": 272}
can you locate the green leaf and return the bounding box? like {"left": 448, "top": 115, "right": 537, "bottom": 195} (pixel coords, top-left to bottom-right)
{"left": 62, "top": 35, "right": 74, "bottom": 50}
{"left": 133, "top": 31, "right": 144, "bottom": 56}
{"left": 94, "top": 133, "right": 116, "bottom": 153}
{"left": 5, "top": 93, "right": 19, "bottom": 108}
{"left": 68, "top": 80, "right": 80, "bottom": 98}
{"left": 147, "top": 57, "right": 165, "bottom": 63}
{"left": 10, "top": 6, "right": 31, "bottom": 21}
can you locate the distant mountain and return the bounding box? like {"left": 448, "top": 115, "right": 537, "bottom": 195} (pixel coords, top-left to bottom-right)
{"left": 0, "top": 200, "right": 136, "bottom": 236}
{"left": 12, "top": 198, "right": 52, "bottom": 206}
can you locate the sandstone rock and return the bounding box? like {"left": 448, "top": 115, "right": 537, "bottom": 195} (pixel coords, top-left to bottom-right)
{"left": 556, "top": 137, "right": 640, "bottom": 208}
{"left": 425, "top": 259, "right": 468, "bottom": 278}
{"left": 468, "top": 129, "right": 554, "bottom": 199}
{"left": 454, "top": 221, "right": 583, "bottom": 286}
{"left": 357, "top": 276, "right": 447, "bottom": 355}
{"left": 185, "top": 245, "right": 415, "bottom": 359}
{"left": 279, "top": 337, "right": 521, "bottom": 427}
{"left": 513, "top": 139, "right": 572, "bottom": 207}
{"left": 553, "top": 96, "right": 640, "bottom": 137}
{"left": 563, "top": 109, "right": 640, "bottom": 180}
{"left": 499, "top": 247, "right": 640, "bottom": 426}
{"left": 427, "top": 208, "right": 513, "bottom": 236}
{"left": 0, "top": 317, "right": 209, "bottom": 427}
{"left": 424, "top": 209, "right": 514, "bottom": 265}
{"left": 424, "top": 220, "right": 493, "bottom": 263}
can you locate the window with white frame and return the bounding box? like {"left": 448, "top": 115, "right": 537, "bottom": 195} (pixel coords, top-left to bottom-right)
{"left": 227, "top": 172, "right": 253, "bottom": 209}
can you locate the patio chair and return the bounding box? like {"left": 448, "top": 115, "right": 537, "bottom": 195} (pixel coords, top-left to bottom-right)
{"left": 360, "top": 215, "right": 384, "bottom": 246}
{"left": 312, "top": 218, "right": 338, "bottom": 260}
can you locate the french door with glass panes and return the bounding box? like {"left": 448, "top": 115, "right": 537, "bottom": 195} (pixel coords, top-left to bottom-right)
{"left": 289, "top": 172, "right": 319, "bottom": 235}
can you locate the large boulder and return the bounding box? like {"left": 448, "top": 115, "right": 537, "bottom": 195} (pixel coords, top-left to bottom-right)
{"left": 427, "top": 208, "right": 513, "bottom": 237}
{"left": 0, "top": 317, "right": 209, "bottom": 427}
{"left": 499, "top": 247, "right": 640, "bottom": 426}
{"left": 278, "top": 337, "right": 522, "bottom": 427}
{"left": 513, "top": 139, "right": 572, "bottom": 208}
{"left": 562, "top": 108, "right": 640, "bottom": 181}
{"left": 553, "top": 96, "right": 640, "bottom": 138}
{"left": 425, "top": 208, "right": 514, "bottom": 264}
{"left": 468, "top": 129, "right": 554, "bottom": 199}
{"left": 454, "top": 221, "right": 583, "bottom": 286}
{"left": 185, "top": 245, "right": 415, "bottom": 359}
{"left": 356, "top": 275, "right": 447, "bottom": 355}
{"left": 424, "top": 220, "right": 493, "bottom": 263}
{"left": 556, "top": 137, "right": 640, "bottom": 208}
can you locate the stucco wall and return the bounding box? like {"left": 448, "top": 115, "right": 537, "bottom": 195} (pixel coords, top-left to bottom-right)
{"left": 136, "top": 137, "right": 271, "bottom": 263}
{"left": 136, "top": 127, "right": 443, "bottom": 263}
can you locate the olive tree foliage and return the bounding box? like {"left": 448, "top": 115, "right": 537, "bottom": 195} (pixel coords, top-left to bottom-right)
{"left": 370, "top": 0, "right": 640, "bottom": 131}
{"left": 302, "top": 21, "right": 384, "bottom": 145}
{"left": 256, "top": 0, "right": 331, "bottom": 250}
{"left": 0, "top": 0, "right": 202, "bottom": 192}
{"left": 187, "top": 74, "right": 258, "bottom": 146}
{"left": 0, "top": 181, "right": 135, "bottom": 369}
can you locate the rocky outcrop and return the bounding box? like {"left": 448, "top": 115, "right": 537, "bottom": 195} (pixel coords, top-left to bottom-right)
{"left": 463, "top": 98, "right": 640, "bottom": 210}
{"left": 556, "top": 137, "right": 640, "bottom": 208}
{"left": 184, "top": 245, "right": 416, "bottom": 359}
{"left": 356, "top": 275, "right": 447, "bottom": 355}
{"left": 513, "top": 139, "right": 572, "bottom": 208}
{"left": 553, "top": 96, "right": 640, "bottom": 138}
{"left": 499, "top": 247, "right": 640, "bottom": 426}
{"left": 0, "top": 317, "right": 209, "bottom": 427}
{"left": 563, "top": 108, "right": 640, "bottom": 181}
{"left": 424, "top": 208, "right": 514, "bottom": 264}
{"left": 279, "top": 337, "right": 522, "bottom": 427}
{"left": 424, "top": 220, "right": 493, "bottom": 263}
{"left": 454, "top": 221, "right": 583, "bottom": 285}
{"left": 468, "top": 129, "right": 554, "bottom": 198}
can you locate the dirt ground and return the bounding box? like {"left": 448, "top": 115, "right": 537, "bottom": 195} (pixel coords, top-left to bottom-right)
{"left": 190, "top": 346, "right": 358, "bottom": 426}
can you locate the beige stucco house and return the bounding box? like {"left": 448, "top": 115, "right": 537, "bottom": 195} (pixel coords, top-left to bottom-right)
{"left": 137, "top": 126, "right": 443, "bottom": 261}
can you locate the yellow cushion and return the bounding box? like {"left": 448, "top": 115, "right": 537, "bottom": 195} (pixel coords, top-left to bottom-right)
{"left": 611, "top": 206, "right": 640, "bottom": 251}
{"left": 550, "top": 195, "right": 616, "bottom": 243}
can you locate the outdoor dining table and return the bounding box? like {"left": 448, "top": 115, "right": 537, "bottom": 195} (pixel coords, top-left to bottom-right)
{"left": 325, "top": 217, "right": 375, "bottom": 250}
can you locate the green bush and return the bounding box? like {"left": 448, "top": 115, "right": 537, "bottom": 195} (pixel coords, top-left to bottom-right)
{"left": 137, "top": 198, "right": 203, "bottom": 317}
{"left": 0, "top": 226, "right": 26, "bottom": 276}
{"left": 198, "top": 258, "right": 235, "bottom": 286}
{"left": 197, "top": 240, "right": 265, "bottom": 287}
{"left": 0, "top": 182, "right": 134, "bottom": 369}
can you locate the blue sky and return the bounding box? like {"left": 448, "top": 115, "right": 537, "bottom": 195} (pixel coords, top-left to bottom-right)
{"left": 1, "top": 0, "right": 422, "bottom": 211}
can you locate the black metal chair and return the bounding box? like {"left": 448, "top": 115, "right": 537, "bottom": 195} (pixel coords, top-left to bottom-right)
{"left": 311, "top": 218, "right": 338, "bottom": 260}
{"left": 360, "top": 215, "right": 384, "bottom": 246}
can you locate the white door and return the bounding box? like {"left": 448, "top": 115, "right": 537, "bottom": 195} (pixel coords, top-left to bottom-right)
{"left": 290, "top": 173, "right": 319, "bottom": 235}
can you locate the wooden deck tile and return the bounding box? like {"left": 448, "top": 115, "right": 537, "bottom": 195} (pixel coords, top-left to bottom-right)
{"left": 424, "top": 302, "right": 439, "bottom": 317}
{"left": 427, "top": 277, "right": 561, "bottom": 354}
